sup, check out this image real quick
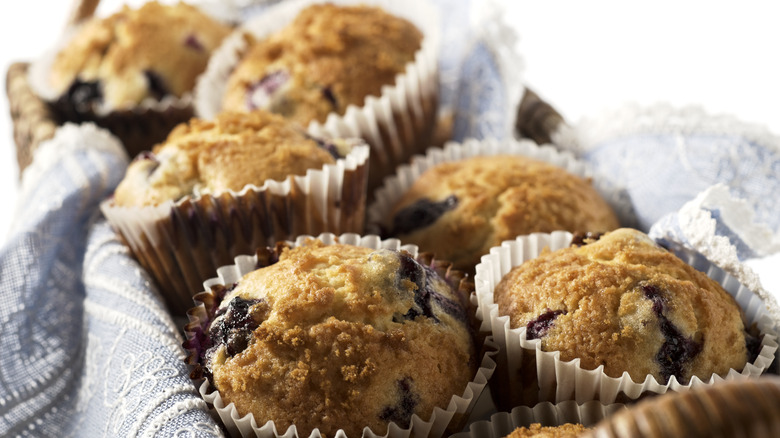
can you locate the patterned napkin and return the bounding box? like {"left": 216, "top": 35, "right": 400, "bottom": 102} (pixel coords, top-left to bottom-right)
{"left": 1, "top": 1, "right": 777, "bottom": 437}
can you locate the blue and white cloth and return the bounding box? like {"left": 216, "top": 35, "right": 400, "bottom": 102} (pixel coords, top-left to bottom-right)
{"left": 1, "top": 0, "right": 779, "bottom": 437}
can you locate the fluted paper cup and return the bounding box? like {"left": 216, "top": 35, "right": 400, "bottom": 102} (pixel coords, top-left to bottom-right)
{"left": 101, "top": 142, "right": 369, "bottom": 316}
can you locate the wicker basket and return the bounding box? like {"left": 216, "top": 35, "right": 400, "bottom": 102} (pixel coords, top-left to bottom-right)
{"left": 514, "top": 87, "right": 567, "bottom": 146}
{"left": 585, "top": 376, "right": 780, "bottom": 437}
{"left": 6, "top": 62, "right": 59, "bottom": 173}
{"left": 5, "top": 0, "right": 100, "bottom": 174}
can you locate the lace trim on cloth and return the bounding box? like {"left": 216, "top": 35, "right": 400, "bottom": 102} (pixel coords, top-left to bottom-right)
{"left": 550, "top": 103, "right": 780, "bottom": 233}
{"left": 552, "top": 102, "right": 780, "bottom": 155}
{"left": 650, "top": 184, "right": 780, "bottom": 321}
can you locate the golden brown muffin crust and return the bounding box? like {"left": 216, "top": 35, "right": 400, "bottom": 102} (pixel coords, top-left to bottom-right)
{"left": 505, "top": 423, "right": 589, "bottom": 437}
{"left": 494, "top": 228, "right": 752, "bottom": 384}
{"left": 113, "top": 110, "right": 336, "bottom": 207}
{"left": 50, "top": 1, "right": 231, "bottom": 107}
{"left": 207, "top": 242, "right": 475, "bottom": 437}
{"left": 389, "top": 155, "right": 620, "bottom": 272}
{"left": 222, "top": 3, "right": 422, "bottom": 125}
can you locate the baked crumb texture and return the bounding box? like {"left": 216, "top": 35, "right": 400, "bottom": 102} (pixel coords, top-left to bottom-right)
{"left": 505, "top": 423, "right": 589, "bottom": 437}
{"left": 199, "top": 241, "right": 476, "bottom": 437}
{"left": 50, "top": 1, "right": 231, "bottom": 108}
{"left": 387, "top": 155, "right": 620, "bottom": 273}
{"left": 494, "top": 228, "right": 756, "bottom": 385}
{"left": 222, "top": 3, "right": 422, "bottom": 126}
{"left": 113, "top": 110, "right": 336, "bottom": 207}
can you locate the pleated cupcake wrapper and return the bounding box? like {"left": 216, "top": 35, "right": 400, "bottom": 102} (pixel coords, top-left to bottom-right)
{"left": 182, "top": 232, "right": 498, "bottom": 438}
{"left": 474, "top": 231, "right": 779, "bottom": 410}
{"left": 194, "top": 0, "right": 441, "bottom": 194}
{"left": 365, "top": 137, "right": 636, "bottom": 237}
{"left": 100, "top": 143, "right": 369, "bottom": 316}
{"left": 450, "top": 400, "right": 626, "bottom": 438}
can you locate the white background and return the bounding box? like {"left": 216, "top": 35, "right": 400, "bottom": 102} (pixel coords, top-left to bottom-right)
{"left": 1, "top": 0, "right": 778, "bottom": 288}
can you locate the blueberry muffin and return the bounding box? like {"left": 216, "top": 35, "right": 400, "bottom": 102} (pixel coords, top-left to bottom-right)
{"left": 213, "top": 1, "right": 434, "bottom": 193}
{"left": 190, "top": 240, "right": 476, "bottom": 437}
{"left": 49, "top": 1, "right": 231, "bottom": 111}
{"left": 505, "top": 423, "right": 588, "bottom": 437}
{"left": 493, "top": 228, "right": 763, "bottom": 385}
{"left": 221, "top": 3, "right": 422, "bottom": 126}
{"left": 102, "top": 110, "right": 369, "bottom": 315}
{"left": 382, "top": 155, "right": 620, "bottom": 273}
{"left": 113, "top": 110, "right": 341, "bottom": 207}
{"left": 37, "top": 1, "right": 231, "bottom": 157}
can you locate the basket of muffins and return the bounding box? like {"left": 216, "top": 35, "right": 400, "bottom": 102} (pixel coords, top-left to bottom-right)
{"left": 6, "top": 0, "right": 780, "bottom": 437}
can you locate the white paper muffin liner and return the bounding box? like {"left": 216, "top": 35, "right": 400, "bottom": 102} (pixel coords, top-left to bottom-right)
{"left": 100, "top": 142, "right": 369, "bottom": 316}
{"left": 194, "top": 0, "right": 442, "bottom": 193}
{"left": 450, "top": 400, "right": 626, "bottom": 438}
{"left": 183, "top": 232, "right": 498, "bottom": 438}
{"left": 474, "top": 231, "right": 779, "bottom": 409}
{"left": 365, "top": 137, "right": 637, "bottom": 237}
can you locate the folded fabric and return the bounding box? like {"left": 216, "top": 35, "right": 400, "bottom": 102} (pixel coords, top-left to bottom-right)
{"left": 553, "top": 103, "right": 780, "bottom": 238}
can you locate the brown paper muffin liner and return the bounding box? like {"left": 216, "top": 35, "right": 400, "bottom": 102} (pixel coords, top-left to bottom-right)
{"left": 182, "top": 232, "right": 497, "bottom": 438}
{"left": 26, "top": 7, "right": 233, "bottom": 157}
{"left": 450, "top": 400, "right": 626, "bottom": 438}
{"left": 100, "top": 143, "right": 370, "bottom": 316}
{"left": 366, "top": 137, "right": 636, "bottom": 238}
{"left": 474, "top": 231, "right": 779, "bottom": 410}
{"left": 194, "top": 0, "right": 441, "bottom": 194}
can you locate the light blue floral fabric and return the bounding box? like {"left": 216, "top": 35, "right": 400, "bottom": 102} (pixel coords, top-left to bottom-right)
{"left": 1, "top": 1, "right": 778, "bottom": 437}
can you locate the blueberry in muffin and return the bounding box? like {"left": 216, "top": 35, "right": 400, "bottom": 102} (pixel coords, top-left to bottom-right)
{"left": 221, "top": 3, "right": 423, "bottom": 126}
{"left": 49, "top": 1, "right": 231, "bottom": 111}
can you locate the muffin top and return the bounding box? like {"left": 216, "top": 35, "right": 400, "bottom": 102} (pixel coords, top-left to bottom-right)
{"left": 199, "top": 240, "right": 475, "bottom": 437}
{"left": 221, "top": 3, "right": 422, "bottom": 125}
{"left": 49, "top": 1, "right": 231, "bottom": 109}
{"left": 113, "top": 110, "right": 339, "bottom": 207}
{"left": 384, "top": 155, "right": 620, "bottom": 272}
{"left": 505, "top": 423, "right": 588, "bottom": 437}
{"left": 494, "top": 228, "right": 760, "bottom": 385}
